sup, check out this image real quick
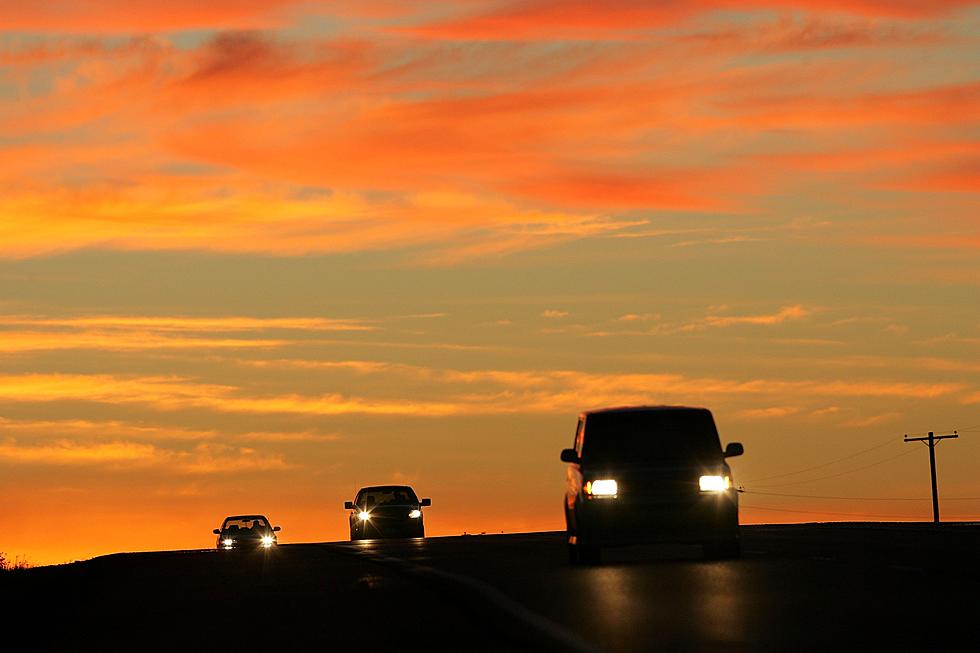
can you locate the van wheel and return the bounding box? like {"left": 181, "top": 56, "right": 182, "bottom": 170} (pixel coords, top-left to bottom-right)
{"left": 703, "top": 538, "right": 741, "bottom": 560}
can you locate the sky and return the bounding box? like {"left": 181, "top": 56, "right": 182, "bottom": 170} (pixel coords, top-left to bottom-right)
{"left": 1, "top": 1, "right": 978, "bottom": 566}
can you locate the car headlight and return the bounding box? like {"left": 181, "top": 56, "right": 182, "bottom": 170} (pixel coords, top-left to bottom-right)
{"left": 261, "top": 535, "right": 274, "bottom": 547}
{"left": 358, "top": 511, "right": 371, "bottom": 521}
{"left": 584, "top": 479, "right": 618, "bottom": 497}
{"left": 222, "top": 538, "right": 234, "bottom": 547}
{"left": 408, "top": 509, "right": 422, "bottom": 519}
{"left": 699, "top": 475, "right": 731, "bottom": 492}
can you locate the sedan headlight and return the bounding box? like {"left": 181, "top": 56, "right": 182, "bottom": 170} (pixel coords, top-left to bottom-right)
{"left": 358, "top": 511, "right": 371, "bottom": 521}
{"left": 584, "top": 479, "right": 618, "bottom": 497}
{"left": 408, "top": 509, "right": 422, "bottom": 519}
{"left": 222, "top": 538, "right": 234, "bottom": 547}
{"left": 699, "top": 475, "right": 731, "bottom": 492}
{"left": 261, "top": 535, "right": 275, "bottom": 547}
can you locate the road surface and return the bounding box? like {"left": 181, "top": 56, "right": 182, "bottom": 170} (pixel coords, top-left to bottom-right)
{"left": 3, "top": 524, "right": 977, "bottom": 651}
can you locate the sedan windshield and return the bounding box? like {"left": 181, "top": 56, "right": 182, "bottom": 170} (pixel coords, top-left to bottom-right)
{"left": 222, "top": 517, "right": 269, "bottom": 534}
{"left": 356, "top": 488, "right": 419, "bottom": 508}
{"left": 582, "top": 410, "right": 722, "bottom": 465}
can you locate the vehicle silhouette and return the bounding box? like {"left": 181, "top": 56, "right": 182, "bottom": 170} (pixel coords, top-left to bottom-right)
{"left": 212, "top": 515, "right": 281, "bottom": 550}
{"left": 560, "top": 406, "right": 744, "bottom": 564}
{"left": 345, "top": 485, "right": 431, "bottom": 540}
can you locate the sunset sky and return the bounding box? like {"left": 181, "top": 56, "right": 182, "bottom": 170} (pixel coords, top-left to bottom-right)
{"left": 2, "top": 1, "right": 978, "bottom": 566}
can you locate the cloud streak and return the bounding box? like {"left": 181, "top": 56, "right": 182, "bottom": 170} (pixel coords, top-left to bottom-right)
{"left": 0, "top": 438, "right": 292, "bottom": 474}
{"left": 0, "top": 366, "right": 967, "bottom": 419}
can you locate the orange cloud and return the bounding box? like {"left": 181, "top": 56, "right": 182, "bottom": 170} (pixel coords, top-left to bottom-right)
{"left": 0, "top": 439, "right": 156, "bottom": 464}
{"left": 0, "top": 367, "right": 968, "bottom": 421}
{"left": 654, "top": 305, "right": 813, "bottom": 333}
{"left": 0, "top": 331, "right": 287, "bottom": 353}
{"left": 735, "top": 406, "right": 801, "bottom": 419}
{"left": 0, "top": 1, "right": 297, "bottom": 33}
{"left": 0, "top": 417, "right": 218, "bottom": 441}
{"left": 407, "top": 1, "right": 973, "bottom": 40}
{"left": 699, "top": 305, "right": 811, "bottom": 328}
{"left": 0, "top": 315, "right": 374, "bottom": 332}
{"left": 0, "top": 438, "right": 291, "bottom": 474}
{"left": 0, "top": 315, "right": 379, "bottom": 354}
{"left": 1, "top": 6, "right": 974, "bottom": 261}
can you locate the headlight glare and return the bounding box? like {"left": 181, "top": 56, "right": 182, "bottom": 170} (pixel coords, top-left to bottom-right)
{"left": 222, "top": 538, "right": 234, "bottom": 547}
{"left": 358, "top": 511, "right": 371, "bottom": 521}
{"left": 585, "top": 479, "right": 618, "bottom": 497}
{"left": 261, "top": 535, "right": 274, "bottom": 546}
{"left": 699, "top": 475, "right": 731, "bottom": 492}
{"left": 408, "top": 509, "right": 422, "bottom": 519}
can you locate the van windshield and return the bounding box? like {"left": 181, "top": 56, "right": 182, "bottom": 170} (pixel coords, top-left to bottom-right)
{"left": 582, "top": 410, "right": 721, "bottom": 465}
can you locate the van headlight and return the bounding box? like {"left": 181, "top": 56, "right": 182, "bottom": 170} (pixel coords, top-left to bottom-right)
{"left": 699, "top": 475, "right": 731, "bottom": 492}
{"left": 585, "top": 479, "right": 618, "bottom": 497}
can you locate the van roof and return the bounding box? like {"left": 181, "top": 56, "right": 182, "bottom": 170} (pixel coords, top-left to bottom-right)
{"left": 580, "top": 405, "right": 708, "bottom": 419}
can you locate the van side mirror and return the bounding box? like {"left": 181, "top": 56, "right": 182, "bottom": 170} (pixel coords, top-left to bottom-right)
{"left": 724, "top": 442, "right": 744, "bottom": 458}
{"left": 344, "top": 501, "right": 354, "bottom": 510}
{"left": 212, "top": 529, "right": 221, "bottom": 535}
{"left": 560, "top": 448, "right": 578, "bottom": 463}
{"left": 273, "top": 526, "right": 281, "bottom": 532}
{"left": 420, "top": 498, "right": 431, "bottom": 507}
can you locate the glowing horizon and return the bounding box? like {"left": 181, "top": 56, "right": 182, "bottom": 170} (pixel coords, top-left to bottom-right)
{"left": 1, "top": 1, "right": 978, "bottom": 566}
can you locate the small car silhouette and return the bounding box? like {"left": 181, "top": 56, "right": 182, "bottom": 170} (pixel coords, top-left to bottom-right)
{"left": 213, "top": 515, "right": 281, "bottom": 550}
{"left": 345, "top": 485, "right": 431, "bottom": 540}
{"left": 560, "top": 406, "right": 743, "bottom": 564}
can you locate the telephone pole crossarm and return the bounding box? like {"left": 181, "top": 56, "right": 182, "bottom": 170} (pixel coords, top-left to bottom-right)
{"left": 904, "top": 432, "right": 958, "bottom": 443}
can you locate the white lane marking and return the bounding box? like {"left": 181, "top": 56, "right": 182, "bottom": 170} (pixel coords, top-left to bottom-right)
{"left": 326, "top": 544, "right": 604, "bottom": 653}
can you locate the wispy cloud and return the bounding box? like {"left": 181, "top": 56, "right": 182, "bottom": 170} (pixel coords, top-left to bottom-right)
{"left": 683, "top": 305, "right": 811, "bottom": 330}
{"left": 0, "top": 314, "right": 376, "bottom": 353}
{"left": 672, "top": 304, "right": 812, "bottom": 332}
{"left": 735, "top": 406, "right": 801, "bottom": 419}
{"left": 0, "top": 439, "right": 157, "bottom": 464}
{"left": 1, "top": 365, "right": 966, "bottom": 419}
{"left": 541, "top": 310, "right": 570, "bottom": 319}
{"left": 0, "top": 417, "right": 218, "bottom": 441}
{"left": 0, "top": 439, "right": 292, "bottom": 474}
{"left": 0, "top": 331, "right": 288, "bottom": 353}
{"left": 0, "top": 315, "right": 375, "bottom": 332}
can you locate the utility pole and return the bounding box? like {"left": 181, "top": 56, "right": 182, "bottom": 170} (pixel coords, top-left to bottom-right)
{"left": 903, "top": 430, "right": 958, "bottom": 523}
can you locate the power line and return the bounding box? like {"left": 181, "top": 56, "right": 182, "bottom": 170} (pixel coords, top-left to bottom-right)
{"left": 750, "top": 448, "right": 918, "bottom": 488}
{"left": 742, "top": 434, "right": 897, "bottom": 484}
{"left": 743, "top": 490, "right": 980, "bottom": 501}
{"left": 740, "top": 504, "right": 926, "bottom": 519}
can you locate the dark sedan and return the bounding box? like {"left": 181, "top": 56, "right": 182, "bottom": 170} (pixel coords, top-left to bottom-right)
{"left": 345, "top": 485, "right": 431, "bottom": 540}
{"left": 213, "top": 514, "right": 281, "bottom": 550}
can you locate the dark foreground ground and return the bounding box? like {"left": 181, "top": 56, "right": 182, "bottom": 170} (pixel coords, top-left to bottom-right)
{"left": 3, "top": 523, "right": 978, "bottom": 652}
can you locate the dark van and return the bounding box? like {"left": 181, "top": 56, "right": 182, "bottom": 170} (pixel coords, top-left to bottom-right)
{"left": 560, "top": 406, "right": 743, "bottom": 564}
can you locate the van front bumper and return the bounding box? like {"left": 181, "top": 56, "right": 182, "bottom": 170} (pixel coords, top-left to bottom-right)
{"left": 574, "top": 492, "right": 738, "bottom": 547}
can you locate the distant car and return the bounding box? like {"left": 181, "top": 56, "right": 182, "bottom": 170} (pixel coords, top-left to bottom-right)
{"left": 345, "top": 485, "right": 431, "bottom": 540}
{"left": 213, "top": 515, "right": 281, "bottom": 550}
{"left": 560, "top": 406, "right": 744, "bottom": 564}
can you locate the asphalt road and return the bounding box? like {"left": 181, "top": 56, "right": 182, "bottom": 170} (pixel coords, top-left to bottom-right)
{"left": 3, "top": 524, "right": 978, "bottom": 652}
